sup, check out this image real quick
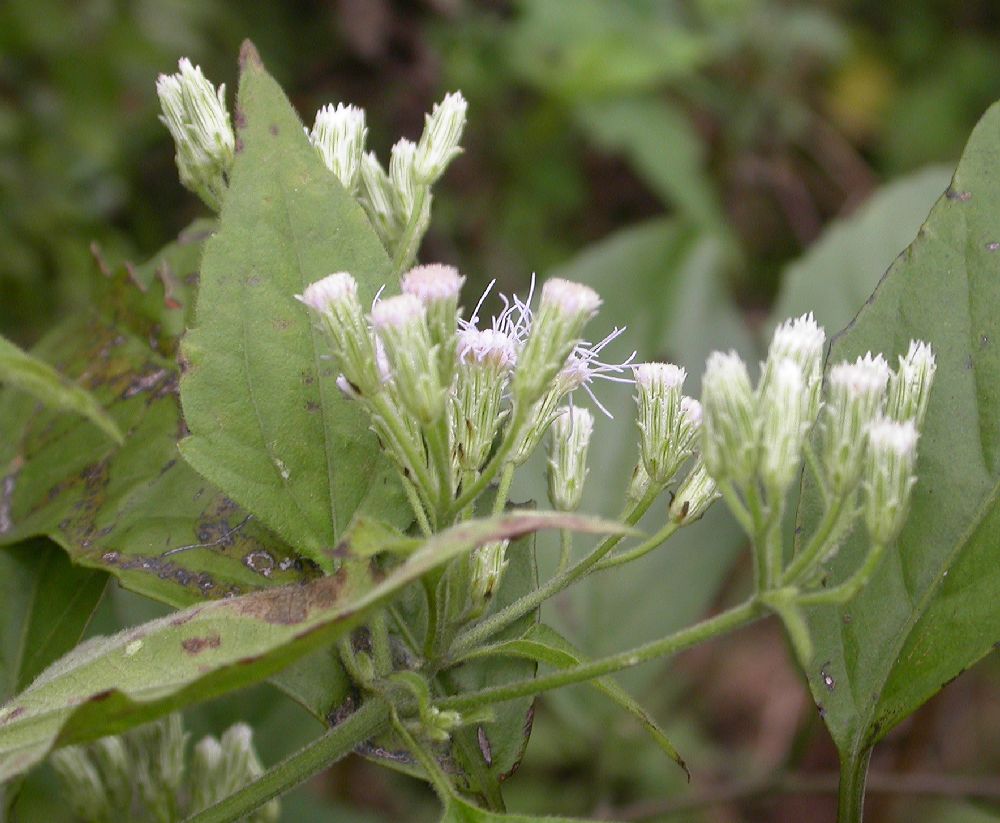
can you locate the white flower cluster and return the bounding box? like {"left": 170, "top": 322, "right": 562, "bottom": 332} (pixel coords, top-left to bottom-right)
{"left": 699, "top": 314, "right": 935, "bottom": 547}
{"left": 298, "top": 266, "right": 632, "bottom": 528}
{"left": 307, "top": 92, "right": 467, "bottom": 263}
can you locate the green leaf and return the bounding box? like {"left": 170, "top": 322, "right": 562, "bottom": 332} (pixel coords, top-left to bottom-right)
{"left": 505, "top": 0, "right": 713, "bottom": 100}
{"left": 0, "top": 333, "right": 121, "bottom": 444}
{"left": 796, "top": 102, "right": 1000, "bottom": 791}
{"left": 0, "top": 511, "right": 623, "bottom": 781}
{"left": 459, "top": 623, "right": 688, "bottom": 778}
{"left": 179, "top": 42, "right": 407, "bottom": 568}
{"left": 0, "top": 228, "right": 314, "bottom": 608}
{"left": 772, "top": 165, "right": 952, "bottom": 332}
{"left": 0, "top": 539, "right": 107, "bottom": 699}
{"left": 446, "top": 532, "right": 539, "bottom": 796}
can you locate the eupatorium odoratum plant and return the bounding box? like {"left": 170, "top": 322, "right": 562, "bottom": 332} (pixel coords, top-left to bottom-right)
{"left": 5, "top": 41, "right": 1000, "bottom": 823}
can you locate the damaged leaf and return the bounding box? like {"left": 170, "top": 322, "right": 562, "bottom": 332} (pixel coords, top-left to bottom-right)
{"left": 0, "top": 226, "right": 315, "bottom": 608}
{"left": 0, "top": 511, "right": 625, "bottom": 781}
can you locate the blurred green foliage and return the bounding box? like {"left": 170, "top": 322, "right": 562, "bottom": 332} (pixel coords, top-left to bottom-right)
{"left": 4, "top": 1, "right": 1000, "bottom": 821}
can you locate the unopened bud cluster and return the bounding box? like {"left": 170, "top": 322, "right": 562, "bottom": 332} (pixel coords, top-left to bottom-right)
{"left": 309, "top": 91, "right": 467, "bottom": 262}
{"left": 698, "top": 313, "right": 935, "bottom": 547}
{"left": 51, "top": 715, "right": 278, "bottom": 823}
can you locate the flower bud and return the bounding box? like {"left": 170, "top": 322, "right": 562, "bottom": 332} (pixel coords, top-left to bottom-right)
{"left": 634, "top": 362, "right": 699, "bottom": 484}
{"left": 402, "top": 263, "right": 465, "bottom": 387}
{"left": 627, "top": 460, "right": 652, "bottom": 505}
{"left": 297, "top": 272, "right": 382, "bottom": 397}
{"left": 191, "top": 724, "right": 278, "bottom": 822}
{"left": 758, "top": 358, "right": 808, "bottom": 493}
{"left": 863, "top": 418, "right": 919, "bottom": 544}
{"left": 414, "top": 91, "right": 468, "bottom": 183}
{"left": 309, "top": 103, "right": 367, "bottom": 193}
{"left": 700, "top": 351, "right": 758, "bottom": 485}
{"left": 513, "top": 278, "right": 601, "bottom": 405}
{"left": 51, "top": 746, "right": 109, "bottom": 821}
{"left": 389, "top": 138, "right": 419, "bottom": 219}
{"left": 547, "top": 407, "right": 594, "bottom": 511}
{"left": 471, "top": 540, "right": 510, "bottom": 605}
{"left": 886, "top": 340, "right": 936, "bottom": 427}
{"left": 156, "top": 58, "right": 235, "bottom": 210}
{"left": 359, "top": 151, "right": 402, "bottom": 247}
{"left": 822, "top": 352, "right": 890, "bottom": 495}
{"left": 453, "top": 328, "right": 515, "bottom": 472}
{"left": 763, "top": 313, "right": 825, "bottom": 424}
{"left": 372, "top": 294, "right": 447, "bottom": 424}
{"left": 669, "top": 461, "right": 720, "bottom": 524}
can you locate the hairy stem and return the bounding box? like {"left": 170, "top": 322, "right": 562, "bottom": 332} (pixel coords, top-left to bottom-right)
{"left": 440, "top": 599, "right": 761, "bottom": 711}
{"left": 447, "top": 485, "right": 661, "bottom": 659}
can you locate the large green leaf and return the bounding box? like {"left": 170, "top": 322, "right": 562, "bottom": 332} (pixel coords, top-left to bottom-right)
{"left": 0, "top": 334, "right": 121, "bottom": 444}
{"left": 0, "top": 539, "right": 107, "bottom": 699}
{"left": 179, "top": 43, "right": 406, "bottom": 566}
{"left": 0, "top": 226, "right": 312, "bottom": 608}
{"left": 797, "top": 102, "right": 1000, "bottom": 792}
{"left": 0, "top": 511, "right": 623, "bottom": 782}
{"left": 772, "top": 165, "right": 952, "bottom": 332}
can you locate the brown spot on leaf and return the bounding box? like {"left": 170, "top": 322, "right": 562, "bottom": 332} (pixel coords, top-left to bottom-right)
{"left": 182, "top": 634, "right": 221, "bottom": 655}
{"left": 232, "top": 569, "right": 349, "bottom": 624}
{"left": 239, "top": 39, "right": 263, "bottom": 71}
{"left": 270, "top": 124, "right": 279, "bottom": 136}
{"left": 946, "top": 188, "right": 973, "bottom": 201}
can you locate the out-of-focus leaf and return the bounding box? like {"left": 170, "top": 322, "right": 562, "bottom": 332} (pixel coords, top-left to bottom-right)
{"left": 0, "top": 511, "right": 624, "bottom": 782}
{"left": 772, "top": 165, "right": 952, "bottom": 332}
{"left": 0, "top": 226, "right": 313, "bottom": 608}
{"left": 576, "top": 97, "right": 727, "bottom": 236}
{"left": 795, "top": 102, "right": 1000, "bottom": 803}
{"left": 505, "top": 0, "right": 713, "bottom": 100}
{"left": 179, "top": 43, "right": 407, "bottom": 569}
{"left": 0, "top": 539, "right": 107, "bottom": 699}
{"left": 0, "top": 334, "right": 121, "bottom": 443}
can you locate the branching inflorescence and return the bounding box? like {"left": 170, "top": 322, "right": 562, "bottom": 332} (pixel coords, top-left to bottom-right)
{"left": 145, "top": 57, "right": 940, "bottom": 815}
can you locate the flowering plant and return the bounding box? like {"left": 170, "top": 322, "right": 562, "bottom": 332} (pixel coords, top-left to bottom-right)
{"left": 1, "top": 42, "right": 998, "bottom": 823}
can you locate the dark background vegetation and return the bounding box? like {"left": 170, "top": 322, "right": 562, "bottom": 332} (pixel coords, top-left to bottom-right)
{"left": 4, "top": 1, "right": 1000, "bottom": 821}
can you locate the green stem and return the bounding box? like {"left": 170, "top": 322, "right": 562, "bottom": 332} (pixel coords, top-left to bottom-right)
{"left": 447, "top": 485, "right": 661, "bottom": 659}
{"left": 373, "top": 395, "right": 436, "bottom": 507}
{"left": 424, "top": 418, "right": 454, "bottom": 523}
{"left": 447, "top": 406, "right": 528, "bottom": 518}
{"left": 439, "top": 599, "right": 762, "bottom": 712}
{"left": 593, "top": 521, "right": 678, "bottom": 572}
{"left": 389, "top": 709, "right": 454, "bottom": 803}
{"left": 370, "top": 610, "right": 392, "bottom": 675}
{"left": 183, "top": 699, "right": 390, "bottom": 823}
{"left": 558, "top": 529, "right": 573, "bottom": 573}
{"left": 392, "top": 186, "right": 430, "bottom": 275}
{"left": 804, "top": 441, "right": 829, "bottom": 506}
{"left": 401, "top": 476, "right": 432, "bottom": 537}
{"left": 718, "top": 480, "right": 754, "bottom": 534}
{"left": 797, "top": 543, "right": 886, "bottom": 606}
{"left": 492, "top": 462, "right": 516, "bottom": 516}
{"left": 837, "top": 748, "right": 872, "bottom": 823}
{"left": 746, "top": 483, "right": 769, "bottom": 591}
{"left": 783, "top": 493, "right": 848, "bottom": 584}
{"left": 763, "top": 493, "right": 784, "bottom": 589}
